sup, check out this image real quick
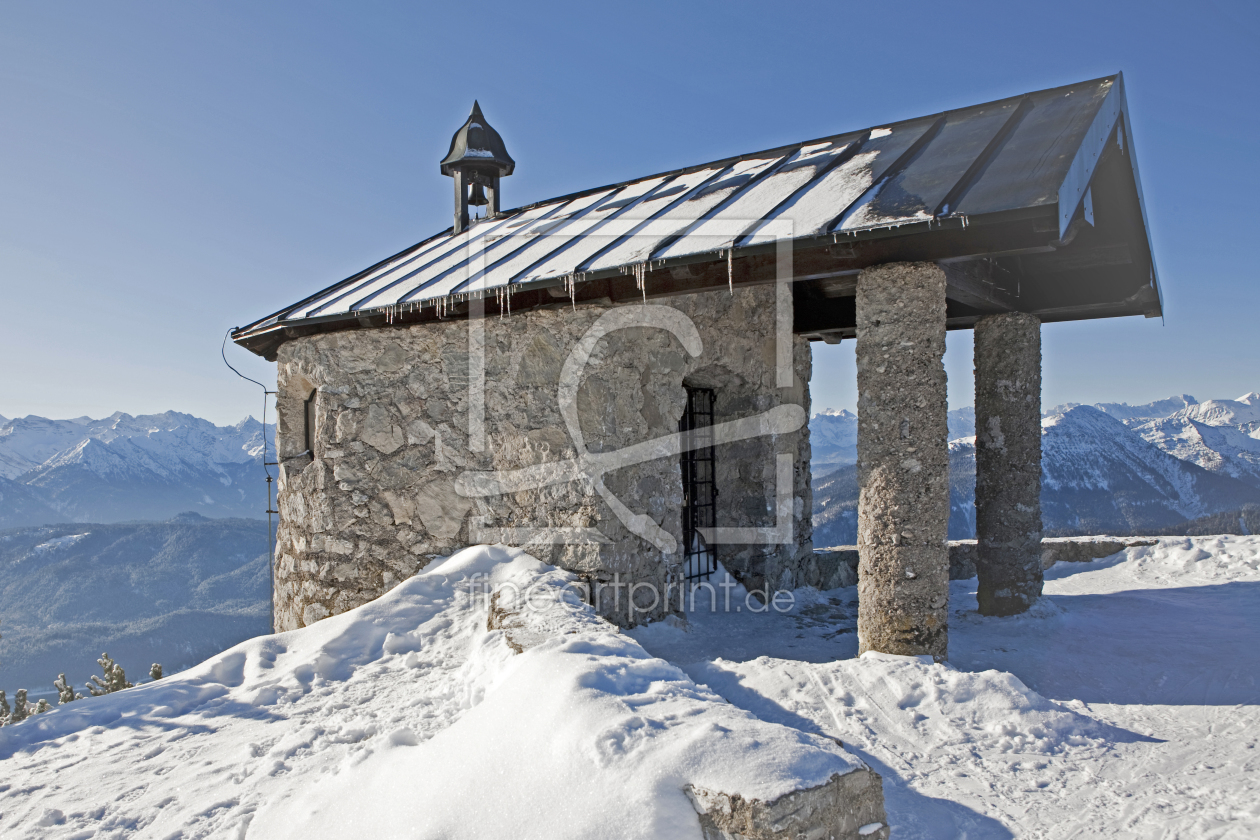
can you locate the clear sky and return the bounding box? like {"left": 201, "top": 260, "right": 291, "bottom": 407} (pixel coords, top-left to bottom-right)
{"left": 1, "top": 1, "right": 1256, "bottom": 425}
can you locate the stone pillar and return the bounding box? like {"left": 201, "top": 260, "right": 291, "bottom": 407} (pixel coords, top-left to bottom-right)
{"left": 855, "top": 262, "right": 950, "bottom": 660}
{"left": 973, "top": 312, "right": 1043, "bottom": 615}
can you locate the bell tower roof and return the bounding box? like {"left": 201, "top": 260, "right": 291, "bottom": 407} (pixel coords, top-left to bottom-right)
{"left": 440, "top": 101, "right": 515, "bottom": 177}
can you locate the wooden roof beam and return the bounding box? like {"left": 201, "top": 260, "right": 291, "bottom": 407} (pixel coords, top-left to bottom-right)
{"left": 938, "top": 259, "right": 1018, "bottom": 313}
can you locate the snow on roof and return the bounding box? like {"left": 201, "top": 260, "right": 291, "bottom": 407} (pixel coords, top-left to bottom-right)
{"left": 235, "top": 74, "right": 1150, "bottom": 352}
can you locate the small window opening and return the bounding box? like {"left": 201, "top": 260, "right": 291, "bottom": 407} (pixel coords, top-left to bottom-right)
{"left": 303, "top": 390, "right": 317, "bottom": 456}
{"left": 680, "top": 387, "right": 717, "bottom": 582}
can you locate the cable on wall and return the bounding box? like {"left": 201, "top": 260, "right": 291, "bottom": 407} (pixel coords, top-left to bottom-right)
{"left": 221, "top": 329, "right": 278, "bottom": 633}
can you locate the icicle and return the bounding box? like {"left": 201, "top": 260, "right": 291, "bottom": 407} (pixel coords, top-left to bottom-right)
{"left": 727, "top": 249, "right": 734, "bottom": 295}
{"left": 630, "top": 262, "right": 648, "bottom": 303}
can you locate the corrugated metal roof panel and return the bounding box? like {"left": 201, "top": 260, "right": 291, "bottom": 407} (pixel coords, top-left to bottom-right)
{"left": 655, "top": 138, "right": 865, "bottom": 259}
{"left": 583, "top": 155, "right": 785, "bottom": 274}
{"left": 510, "top": 167, "right": 728, "bottom": 287}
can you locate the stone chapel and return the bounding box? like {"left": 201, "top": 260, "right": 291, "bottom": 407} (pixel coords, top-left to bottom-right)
{"left": 233, "top": 76, "right": 1160, "bottom": 659}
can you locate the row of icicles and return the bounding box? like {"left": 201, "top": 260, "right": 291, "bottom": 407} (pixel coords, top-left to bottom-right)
{"left": 365, "top": 216, "right": 985, "bottom": 328}
{"left": 374, "top": 251, "right": 741, "bottom": 325}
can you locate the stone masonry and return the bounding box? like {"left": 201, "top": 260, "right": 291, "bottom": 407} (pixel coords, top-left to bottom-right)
{"left": 855, "top": 262, "right": 950, "bottom": 660}
{"left": 973, "top": 312, "right": 1043, "bottom": 615}
{"left": 687, "top": 772, "right": 889, "bottom": 840}
{"left": 272, "top": 284, "right": 813, "bottom": 630}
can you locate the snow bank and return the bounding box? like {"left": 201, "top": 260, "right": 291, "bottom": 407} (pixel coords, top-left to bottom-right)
{"left": 690, "top": 652, "right": 1106, "bottom": 758}
{"left": 0, "top": 546, "right": 867, "bottom": 840}
{"left": 1044, "top": 534, "right": 1260, "bottom": 592}
{"left": 254, "top": 633, "right": 858, "bottom": 840}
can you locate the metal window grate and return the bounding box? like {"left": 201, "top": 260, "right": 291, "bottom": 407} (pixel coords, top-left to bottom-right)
{"left": 680, "top": 387, "right": 717, "bottom": 582}
{"left": 304, "top": 390, "right": 317, "bottom": 455}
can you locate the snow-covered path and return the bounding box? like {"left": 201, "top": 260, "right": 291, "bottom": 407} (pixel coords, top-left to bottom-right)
{"left": 629, "top": 537, "right": 1260, "bottom": 839}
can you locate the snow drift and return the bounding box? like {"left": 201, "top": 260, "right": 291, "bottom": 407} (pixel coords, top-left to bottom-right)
{"left": 0, "top": 546, "right": 876, "bottom": 839}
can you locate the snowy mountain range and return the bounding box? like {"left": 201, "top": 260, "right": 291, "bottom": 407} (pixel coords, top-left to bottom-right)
{"left": 0, "top": 412, "right": 274, "bottom": 528}
{"left": 1126, "top": 394, "right": 1260, "bottom": 488}
{"left": 4, "top": 394, "right": 1260, "bottom": 541}
{"left": 812, "top": 393, "right": 1260, "bottom": 545}
{"left": 2, "top": 395, "right": 1257, "bottom": 707}
{"left": 810, "top": 406, "right": 975, "bottom": 473}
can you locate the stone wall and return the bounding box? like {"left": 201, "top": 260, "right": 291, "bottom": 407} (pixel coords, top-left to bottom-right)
{"left": 272, "top": 284, "right": 813, "bottom": 630}
{"left": 821, "top": 536, "right": 1161, "bottom": 589}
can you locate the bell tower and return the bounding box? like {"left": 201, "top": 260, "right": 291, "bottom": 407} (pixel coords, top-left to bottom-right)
{"left": 440, "top": 101, "right": 515, "bottom": 234}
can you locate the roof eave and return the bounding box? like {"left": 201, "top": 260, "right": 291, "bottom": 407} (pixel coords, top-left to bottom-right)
{"left": 231, "top": 204, "right": 1064, "bottom": 359}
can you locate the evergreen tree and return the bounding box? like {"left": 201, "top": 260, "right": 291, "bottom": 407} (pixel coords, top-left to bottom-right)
{"left": 10, "top": 689, "right": 30, "bottom": 723}
{"left": 0, "top": 656, "right": 163, "bottom": 727}
{"left": 88, "top": 652, "right": 133, "bottom": 696}
{"left": 55, "top": 673, "right": 82, "bottom": 704}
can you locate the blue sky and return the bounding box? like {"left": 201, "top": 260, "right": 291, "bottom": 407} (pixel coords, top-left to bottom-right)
{"left": 1, "top": 1, "right": 1256, "bottom": 425}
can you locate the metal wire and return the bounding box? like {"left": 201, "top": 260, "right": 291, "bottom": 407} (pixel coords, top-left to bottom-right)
{"left": 221, "top": 330, "right": 277, "bottom": 633}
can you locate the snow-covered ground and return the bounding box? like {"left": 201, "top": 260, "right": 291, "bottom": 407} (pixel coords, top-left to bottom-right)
{"left": 631, "top": 538, "right": 1260, "bottom": 839}
{"left": 0, "top": 546, "right": 865, "bottom": 840}
{"left": 1, "top": 538, "right": 1256, "bottom": 838}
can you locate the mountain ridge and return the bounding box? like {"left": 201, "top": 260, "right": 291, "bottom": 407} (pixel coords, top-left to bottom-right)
{"left": 6, "top": 393, "right": 1260, "bottom": 538}
{"left": 812, "top": 393, "right": 1260, "bottom": 544}
{"left": 0, "top": 412, "right": 274, "bottom": 526}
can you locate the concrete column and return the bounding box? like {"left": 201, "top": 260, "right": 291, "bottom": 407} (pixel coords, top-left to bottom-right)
{"left": 973, "top": 312, "right": 1043, "bottom": 615}
{"left": 855, "top": 262, "right": 950, "bottom": 661}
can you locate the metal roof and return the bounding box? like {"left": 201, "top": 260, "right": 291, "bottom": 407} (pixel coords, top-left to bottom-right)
{"left": 234, "top": 74, "right": 1160, "bottom": 359}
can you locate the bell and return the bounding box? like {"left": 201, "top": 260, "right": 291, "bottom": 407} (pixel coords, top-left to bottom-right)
{"left": 468, "top": 181, "right": 488, "bottom": 207}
